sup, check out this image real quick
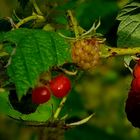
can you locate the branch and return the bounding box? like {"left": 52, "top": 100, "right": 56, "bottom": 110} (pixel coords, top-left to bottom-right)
{"left": 100, "top": 45, "right": 140, "bottom": 58}
{"left": 15, "top": 14, "right": 45, "bottom": 28}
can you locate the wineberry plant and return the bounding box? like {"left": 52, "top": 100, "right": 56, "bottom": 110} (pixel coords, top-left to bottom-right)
{"left": 0, "top": 0, "right": 140, "bottom": 140}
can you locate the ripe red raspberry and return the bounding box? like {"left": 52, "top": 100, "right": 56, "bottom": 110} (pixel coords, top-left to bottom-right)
{"left": 72, "top": 38, "right": 101, "bottom": 70}
{"left": 130, "top": 78, "right": 140, "bottom": 92}
{"left": 49, "top": 74, "right": 71, "bottom": 98}
{"left": 133, "top": 63, "right": 140, "bottom": 78}
{"left": 32, "top": 86, "right": 51, "bottom": 104}
{"left": 125, "top": 92, "right": 140, "bottom": 128}
{"left": 125, "top": 59, "right": 140, "bottom": 128}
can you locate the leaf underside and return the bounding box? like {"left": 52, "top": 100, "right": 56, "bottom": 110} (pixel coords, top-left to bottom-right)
{"left": 117, "top": 1, "right": 140, "bottom": 48}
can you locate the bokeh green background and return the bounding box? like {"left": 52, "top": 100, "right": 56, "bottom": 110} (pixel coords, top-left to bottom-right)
{"left": 1, "top": 0, "right": 140, "bottom": 140}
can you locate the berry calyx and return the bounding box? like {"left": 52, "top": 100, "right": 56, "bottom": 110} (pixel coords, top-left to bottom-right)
{"left": 49, "top": 74, "right": 71, "bottom": 98}
{"left": 32, "top": 86, "right": 51, "bottom": 104}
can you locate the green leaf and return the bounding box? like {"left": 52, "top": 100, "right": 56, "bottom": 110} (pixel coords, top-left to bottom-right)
{"left": 117, "top": 1, "right": 140, "bottom": 21}
{"left": 0, "top": 28, "right": 71, "bottom": 99}
{"left": 0, "top": 91, "right": 60, "bottom": 122}
{"left": 0, "top": 91, "right": 11, "bottom": 114}
{"left": 20, "top": 96, "right": 59, "bottom": 121}
{"left": 0, "top": 91, "right": 21, "bottom": 117}
{"left": 117, "top": 1, "right": 140, "bottom": 47}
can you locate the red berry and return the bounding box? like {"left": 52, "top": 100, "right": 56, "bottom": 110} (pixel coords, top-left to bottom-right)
{"left": 130, "top": 78, "right": 140, "bottom": 92}
{"left": 50, "top": 75, "right": 71, "bottom": 98}
{"left": 125, "top": 92, "right": 140, "bottom": 128}
{"left": 133, "top": 63, "right": 140, "bottom": 78}
{"left": 32, "top": 86, "right": 51, "bottom": 104}
{"left": 125, "top": 60, "right": 140, "bottom": 128}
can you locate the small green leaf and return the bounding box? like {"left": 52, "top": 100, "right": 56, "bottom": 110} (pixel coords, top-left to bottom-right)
{"left": 0, "top": 28, "right": 71, "bottom": 99}
{"left": 0, "top": 91, "right": 21, "bottom": 117}
{"left": 20, "top": 96, "right": 60, "bottom": 122}
{"left": 117, "top": 1, "right": 140, "bottom": 48}
{"left": 0, "top": 90, "right": 60, "bottom": 122}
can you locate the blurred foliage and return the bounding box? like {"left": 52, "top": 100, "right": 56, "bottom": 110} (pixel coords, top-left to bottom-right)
{"left": 0, "top": 0, "right": 140, "bottom": 140}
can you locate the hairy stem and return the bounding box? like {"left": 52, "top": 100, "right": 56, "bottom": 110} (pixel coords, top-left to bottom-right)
{"left": 54, "top": 97, "right": 67, "bottom": 119}
{"left": 100, "top": 45, "right": 140, "bottom": 58}
{"left": 66, "top": 10, "right": 80, "bottom": 38}
{"left": 15, "top": 14, "right": 45, "bottom": 28}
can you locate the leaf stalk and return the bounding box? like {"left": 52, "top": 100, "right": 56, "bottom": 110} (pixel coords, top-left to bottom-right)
{"left": 100, "top": 45, "right": 140, "bottom": 58}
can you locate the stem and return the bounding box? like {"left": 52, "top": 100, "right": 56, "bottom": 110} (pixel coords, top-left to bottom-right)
{"left": 100, "top": 45, "right": 140, "bottom": 58}
{"left": 66, "top": 10, "right": 80, "bottom": 38}
{"left": 53, "top": 97, "right": 67, "bottom": 119}
{"left": 31, "top": 0, "right": 43, "bottom": 15}
{"left": 15, "top": 14, "right": 45, "bottom": 28}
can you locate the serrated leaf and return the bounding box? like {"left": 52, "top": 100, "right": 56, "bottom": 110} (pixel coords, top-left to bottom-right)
{"left": 0, "top": 28, "right": 71, "bottom": 99}
{"left": 117, "top": 1, "right": 140, "bottom": 48}
{"left": 117, "top": 1, "right": 140, "bottom": 20}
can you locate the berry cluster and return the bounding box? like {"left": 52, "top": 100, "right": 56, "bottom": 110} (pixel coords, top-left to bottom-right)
{"left": 72, "top": 38, "right": 100, "bottom": 70}
{"left": 32, "top": 74, "right": 71, "bottom": 104}
{"left": 125, "top": 59, "right": 140, "bottom": 128}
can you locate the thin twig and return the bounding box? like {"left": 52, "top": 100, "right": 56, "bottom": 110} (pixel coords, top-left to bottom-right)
{"left": 15, "top": 14, "right": 45, "bottom": 28}
{"left": 66, "top": 10, "right": 80, "bottom": 38}
{"left": 53, "top": 97, "right": 67, "bottom": 119}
